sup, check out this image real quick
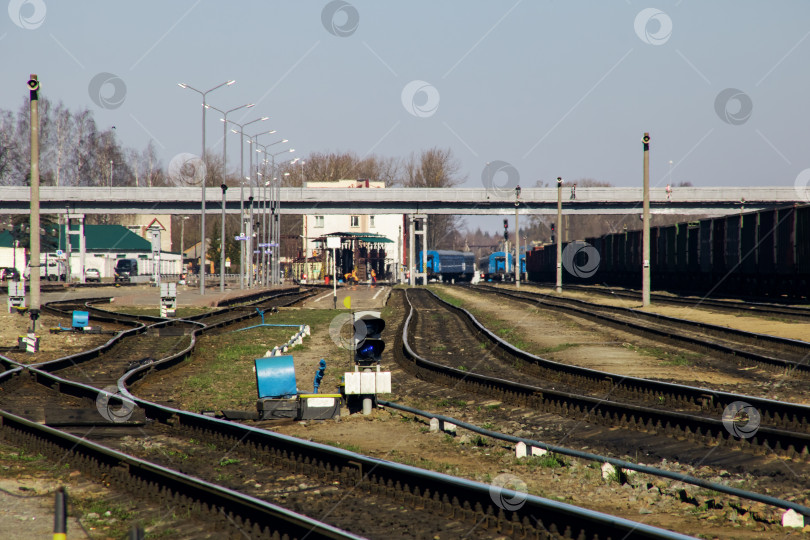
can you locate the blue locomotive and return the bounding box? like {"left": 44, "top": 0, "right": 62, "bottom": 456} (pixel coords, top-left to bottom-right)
{"left": 477, "top": 251, "right": 526, "bottom": 281}
{"left": 417, "top": 250, "right": 475, "bottom": 282}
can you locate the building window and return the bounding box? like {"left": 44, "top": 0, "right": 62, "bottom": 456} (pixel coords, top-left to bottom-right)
{"left": 350, "top": 216, "right": 360, "bottom": 228}
{"left": 314, "top": 216, "right": 324, "bottom": 228}
{"left": 369, "top": 216, "right": 375, "bottom": 228}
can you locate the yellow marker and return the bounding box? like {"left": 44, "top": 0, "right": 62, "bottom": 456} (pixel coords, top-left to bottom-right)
{"left": 343, "top": 295, "right": 351, "bottom": 309}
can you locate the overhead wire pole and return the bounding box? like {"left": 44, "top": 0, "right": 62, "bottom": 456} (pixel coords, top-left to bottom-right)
{"left": 177, "top": 79, "right": 235, "bottom": 296}
{"left": 642, "top": 133, "right": 651, "bottom": 307}
{"left": 556, "top": 177, "right": 563, "bottom": 293}
{"left": 28, "top": 75, "right": 41, "bottom": 336}
{"left": 220, "top": 184, "right": 228, "bottom": 291}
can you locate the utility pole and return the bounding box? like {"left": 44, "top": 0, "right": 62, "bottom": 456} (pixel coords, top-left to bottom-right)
{"left": 220, "top": 184, "right": 228, "bottom": 292}
{"left": 28, "top": 75, "right": 41, "bottom": 337}
{"left": 556, "top": 177, "right": 563, "bottom": 293}
{"left": 515, "top": 185, "right": 521, "bottom": 287}
{"left": 642, "top": 133, "right": 651, "bottom": 307}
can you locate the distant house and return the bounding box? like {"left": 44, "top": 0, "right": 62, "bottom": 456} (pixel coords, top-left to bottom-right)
{"left": 0, "top": 231, "right": 26, "bottom": 276}
{"left": 53, "top": 224, "right": 181, "bottom": 280}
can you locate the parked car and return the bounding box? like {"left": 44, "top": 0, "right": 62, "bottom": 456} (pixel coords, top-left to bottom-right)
{"left": 85, "top": 268, "right": 101, "bottom": 282}
{"left": 0, "top": 267, "right": 20, "bottom": 281}
{"left": 114, "top": 258, "right": 139, "bottom": 283}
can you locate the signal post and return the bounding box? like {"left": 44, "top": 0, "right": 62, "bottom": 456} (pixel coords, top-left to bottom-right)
{"left": 343, "top": 312, "right": 391, "bottom": 415}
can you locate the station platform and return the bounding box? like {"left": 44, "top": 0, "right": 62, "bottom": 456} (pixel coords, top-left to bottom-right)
{"left": 38, "top": 283, "right": 298, "bottom": 308}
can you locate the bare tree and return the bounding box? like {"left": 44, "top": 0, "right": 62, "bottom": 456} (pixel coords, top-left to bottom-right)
{"left": 400, "top": 147, "right": 465, "bottom": 249}
{"left": 52, "top": 102, "right": 71, "bottom": 186}
{"left": 0, "top": 110, "right": 19, "bottom": 185}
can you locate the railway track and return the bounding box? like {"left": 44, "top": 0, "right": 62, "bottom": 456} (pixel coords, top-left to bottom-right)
{"left": 0, "top": 290, "right": 696, "bottom": 539}
{"left": 399, "top": 288, "right": 810, "bottom": 461}
{"left": 472, "top": 284, "right": 810, "bottom": 375}
{"left": 533, "top": 283, "right": 810, "bottom": 323}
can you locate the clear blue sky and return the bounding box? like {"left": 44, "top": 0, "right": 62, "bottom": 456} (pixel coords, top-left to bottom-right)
{"left": 3, "top": 1, "right": 809, "bottom": 210}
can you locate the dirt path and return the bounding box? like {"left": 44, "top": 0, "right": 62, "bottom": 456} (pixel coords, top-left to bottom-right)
{"left": 515, "top": 283, "right": 810, "bottom": 342}
{"left": 434, "top": 285, "right": 760, "bottom": 388}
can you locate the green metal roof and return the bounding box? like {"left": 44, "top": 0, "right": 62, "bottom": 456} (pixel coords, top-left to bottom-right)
{"left": 322, "top": 232, "right": 394, "bottom": 243}
{"left": 60, "top": 225, "right": 153, "bottom": 252}
{"left": 0, "top": 230, "right": 15, "bottom": 248}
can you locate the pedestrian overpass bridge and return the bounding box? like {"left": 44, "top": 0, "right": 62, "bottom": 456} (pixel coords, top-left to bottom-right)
{"left": 0, "top": 186, "right": 803, "bottom": 216}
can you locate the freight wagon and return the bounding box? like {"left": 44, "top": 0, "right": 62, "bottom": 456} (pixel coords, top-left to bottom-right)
{"left": 525, "top": 204, "right": 810, "bottom": 299}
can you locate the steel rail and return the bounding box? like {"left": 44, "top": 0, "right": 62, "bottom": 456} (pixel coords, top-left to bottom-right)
{"left": 378, "top": 400, "right": 810, "bottom": 520}
{"left": 474, "top": 284, "right": 810, "bottom": 370}
{"left": 426, "top": 288, "right": 810, "bottom": 433}
{"left": 543, "top": 283, "right": 810, "bottom": 322}
{"left": 403, "top": 289, "right": 810, "bottom": 459}
{"left": 0, "top": 408, "right": 362, "bottom": 540}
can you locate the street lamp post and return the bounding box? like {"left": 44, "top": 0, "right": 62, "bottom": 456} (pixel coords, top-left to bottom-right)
{"left": 227, "top": 117, "right": 269, "bottom": 288}
{"left": 254, "top": 139, "right": 288, "bottom": 285}
{"left": 243, "top": 130, "right": 278, "bottom": 286}
{"left": 247, "top": 195, "right": 254, "bottom": 286}
{"left": 205, "top": 102, "right": 254, "bottom": 289}
{"left": 177, "top": 79, "right": 235, "bottom": 296}
{"left": 271, "top": 149, "right": 295, "bottom": 285}
{"left": 264, "top": 176, "right": 274, "bottom": 286}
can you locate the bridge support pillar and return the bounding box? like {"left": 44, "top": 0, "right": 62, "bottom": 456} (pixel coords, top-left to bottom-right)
{"left": 409, "top": 215, "right": 427, "bottom": 286}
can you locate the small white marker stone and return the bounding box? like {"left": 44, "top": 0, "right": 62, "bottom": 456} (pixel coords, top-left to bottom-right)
{"left": 530, "top": 446, "right": 548, "bottom": 457}
{"left": 429, "top": 418, "right": 440, "bottom": 432}
{"left": 782, "top": 509, "right": 804, "bottom": 528}
{"left": 515, "top": 441, "right": 527, "bottom": 458}
{"left": 601, "top": 462, "right": 618, "bottom": 480}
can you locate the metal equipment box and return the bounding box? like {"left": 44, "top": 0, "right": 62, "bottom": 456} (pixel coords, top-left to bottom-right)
{"left": 256, "top": 398, "right": 298, "bottom": 420}
{"left": 343, "top": 371, "right": 391, "bottom": 395}
{"left": 298, "top": 394, "right": 341, "bottom": 420}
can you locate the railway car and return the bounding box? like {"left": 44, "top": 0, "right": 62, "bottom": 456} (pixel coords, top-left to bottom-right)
{"left": 417, "top": 250, "right": 475, "bottom": 282}
{"left": 477, "top": 251, "right": 526, "bottom": 281}
{"left": 525, "top": 204, "right": 810, "bottom": 300}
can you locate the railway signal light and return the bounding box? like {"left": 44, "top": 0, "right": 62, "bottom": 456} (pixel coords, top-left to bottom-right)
{"left": 354, "top": 315, "right": 385, "bottom": 366}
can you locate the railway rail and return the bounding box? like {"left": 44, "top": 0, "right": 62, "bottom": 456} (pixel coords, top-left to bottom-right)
{"left": 472, "top": 284, "right": 810, "bottom": 375}
{"left": 400, "top": 288, "right": 810, "bottom": 461}
{"left": 533, "top": 283, "right": 810, "bottom": 323}
{"left": 0, "top": 288, "right": 696, "bottom": 539}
